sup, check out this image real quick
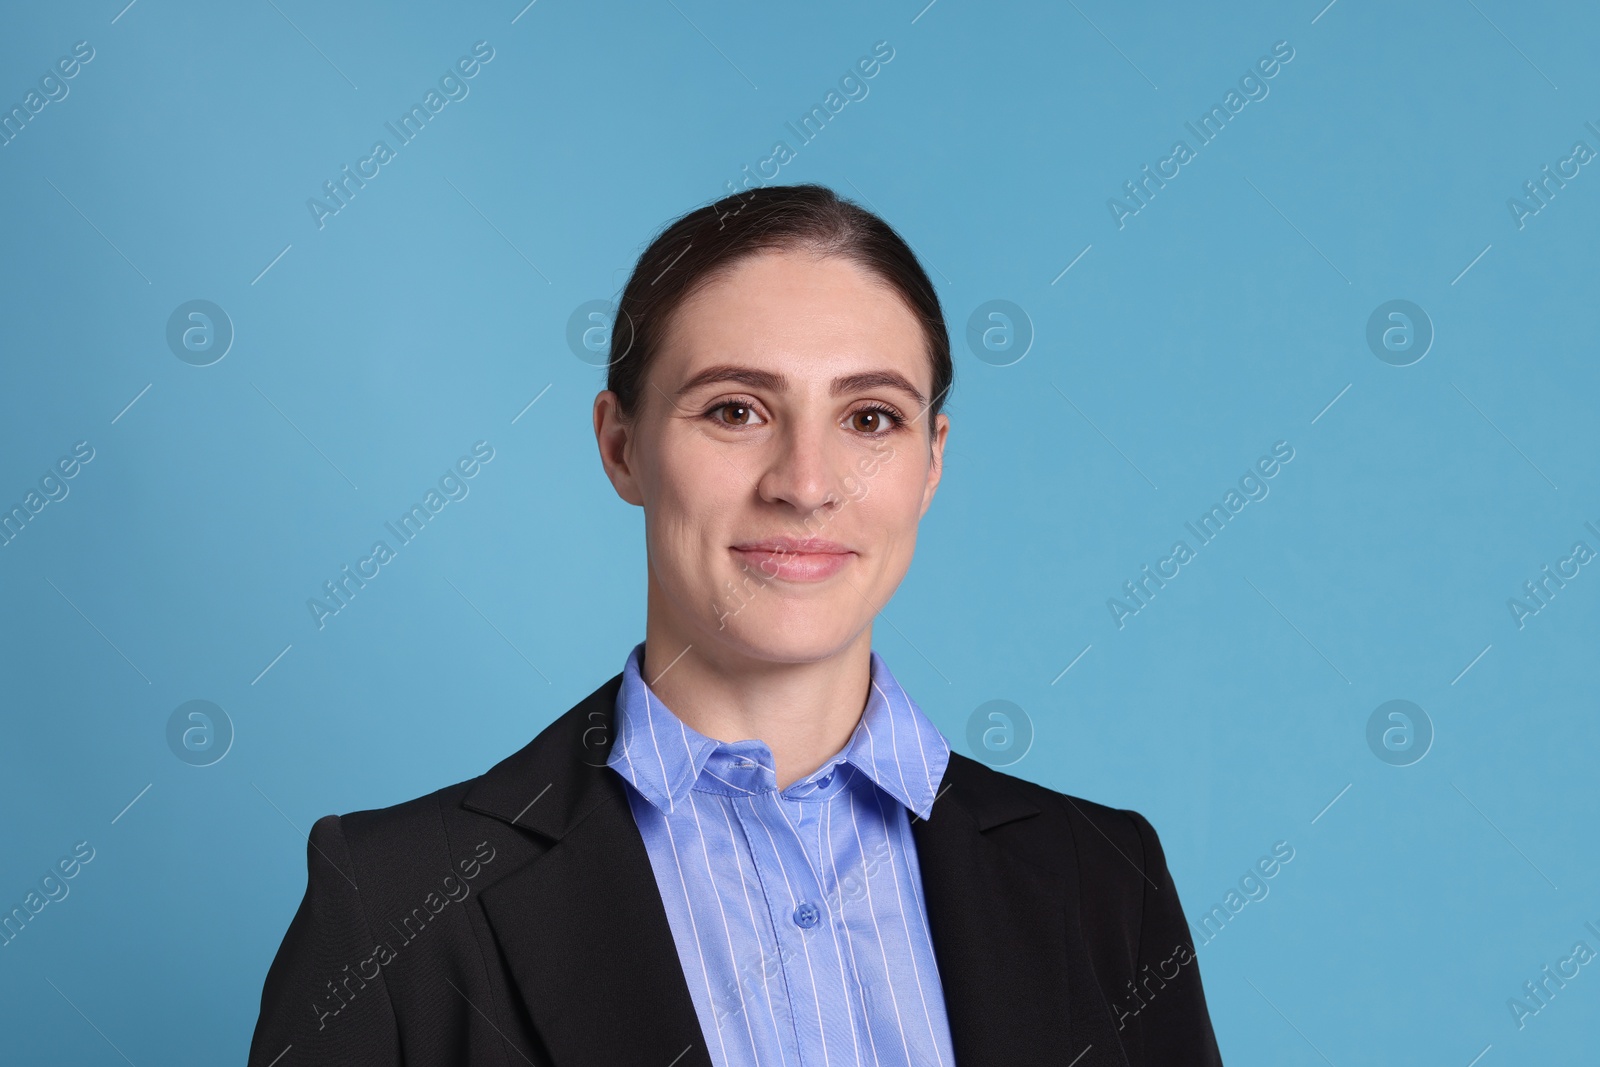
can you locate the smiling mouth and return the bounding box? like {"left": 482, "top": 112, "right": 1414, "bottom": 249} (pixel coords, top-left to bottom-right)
{"left": 729, "top": 538, "right": 855, "bottom": 583}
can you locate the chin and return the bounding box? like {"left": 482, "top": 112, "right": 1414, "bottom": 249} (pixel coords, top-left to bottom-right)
{"left": 710, "top": 599, "right": 865, "bottom": 665}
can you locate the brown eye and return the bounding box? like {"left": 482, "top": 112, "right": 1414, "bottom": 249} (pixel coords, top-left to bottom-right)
{"left": 849, "top": 407, "right": 898, "bottom": 433}
{"left": 701, "top": 399, "right": 766, "bottom": 428}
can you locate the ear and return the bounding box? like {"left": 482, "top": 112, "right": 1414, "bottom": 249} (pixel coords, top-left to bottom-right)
{"left": 593, "top": 390, "right": 645, "bottom": 507}
{"left": 918, "top": 412, "right": 949, "bottom": 519}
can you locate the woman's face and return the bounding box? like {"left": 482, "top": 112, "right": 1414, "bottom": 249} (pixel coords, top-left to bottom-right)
{"left": 593, "top": 248, "right": 948, "bottom": 665}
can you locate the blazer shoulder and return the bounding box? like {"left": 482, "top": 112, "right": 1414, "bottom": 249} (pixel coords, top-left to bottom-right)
{"left": 945, "top": 754, "right": 1180, "bottom": 924}
{"left": 302, "top": 781, "right": 476, "bottom": 900}
{"left": 315, "top": 672, "right": 626, "bottom": 895}
{"left": 949, "top": 759, "right": 1201, "bottom": 1002}
{"left": 945, "top": 752, "right": 1158, "bottom": 868}
{"left": 334, "top": 777, "right": 475, "bottom": 845}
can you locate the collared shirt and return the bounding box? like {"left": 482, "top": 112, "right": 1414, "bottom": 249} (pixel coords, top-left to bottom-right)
{"left": 607, "top": 641, "right": 959, "bottom": 1067}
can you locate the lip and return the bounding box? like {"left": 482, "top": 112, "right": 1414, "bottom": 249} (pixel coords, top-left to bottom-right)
{"left": 730, "top": 537, "right": 855, "bottom": 582}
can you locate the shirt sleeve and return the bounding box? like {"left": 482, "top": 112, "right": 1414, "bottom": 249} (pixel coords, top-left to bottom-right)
{"left": 248, "top": 814, "right": 403, "bottom": 1066}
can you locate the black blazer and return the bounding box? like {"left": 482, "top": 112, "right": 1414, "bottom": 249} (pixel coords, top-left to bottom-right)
{"left": 249, "top": 672, "right": 1224, "bottom": 1066}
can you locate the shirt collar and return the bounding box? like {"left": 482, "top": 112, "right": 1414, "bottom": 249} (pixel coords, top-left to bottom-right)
{"left": 606, "top": 641, "right": 950, "bottom": 820}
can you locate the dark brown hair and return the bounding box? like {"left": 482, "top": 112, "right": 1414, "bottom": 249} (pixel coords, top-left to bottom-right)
{"left": 606, "top": 183, "right": 952, "bottom": 424}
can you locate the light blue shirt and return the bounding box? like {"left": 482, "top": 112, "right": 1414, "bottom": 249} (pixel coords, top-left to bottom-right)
{"left": 607, "top": 641, "right": 959, "bottom": 1067}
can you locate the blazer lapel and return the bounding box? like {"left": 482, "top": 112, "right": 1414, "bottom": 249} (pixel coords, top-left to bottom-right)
{"left": 912, "top": 753, "right": 1130, "bottom": 1066}
{"left": 462, "top": 675, "right": 715, "bottom": 1067}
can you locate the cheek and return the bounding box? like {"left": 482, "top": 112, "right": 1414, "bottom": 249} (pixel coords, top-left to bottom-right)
{"left": 865, "top": 445, "right": 930, "bottom": 509}
{"left": 853, "top": 450, "right": 929, "bottom": 553}
{"left": 644, "top": 441, "right": 739, "bottom": 575}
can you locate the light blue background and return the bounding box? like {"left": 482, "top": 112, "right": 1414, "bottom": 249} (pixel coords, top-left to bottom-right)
{"left": 2, "top": 0, "right": 1596, "bottom": 1063}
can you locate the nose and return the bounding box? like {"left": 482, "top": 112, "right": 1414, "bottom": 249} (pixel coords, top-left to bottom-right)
{"left": 754, "top": 415, "right": 845, "bottom": 521}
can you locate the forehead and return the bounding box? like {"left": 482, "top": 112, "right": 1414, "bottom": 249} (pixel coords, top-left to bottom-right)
{"left": 656, "top": 249, "right": 930, "bottom": 386}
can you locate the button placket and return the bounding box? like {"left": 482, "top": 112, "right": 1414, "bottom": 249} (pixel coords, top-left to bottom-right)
{"left": 729, "top": 787, "right": 825, "bottom": 1063}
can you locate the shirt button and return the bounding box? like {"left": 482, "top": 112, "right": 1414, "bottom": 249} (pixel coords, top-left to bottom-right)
{"left": 792, "top": 902, "right": 821, "bottom": 928}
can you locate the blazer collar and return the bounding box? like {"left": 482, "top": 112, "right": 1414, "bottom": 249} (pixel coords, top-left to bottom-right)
{"left": 461, "top": 672, "right": 1130, "bottom": 1067}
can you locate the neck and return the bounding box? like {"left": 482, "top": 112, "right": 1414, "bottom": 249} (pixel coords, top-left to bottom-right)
{"left": 640, "top": 580, "right": 873, "bottom": 790}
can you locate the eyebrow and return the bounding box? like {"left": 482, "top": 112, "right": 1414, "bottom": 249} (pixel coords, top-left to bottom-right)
{"left": 673, "top": 364, "right": 928, "bottom": 409}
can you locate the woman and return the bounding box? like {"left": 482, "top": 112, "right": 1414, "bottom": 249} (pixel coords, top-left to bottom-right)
{"left": 249, "top": 184, "right": 1224, "bottom": 1066}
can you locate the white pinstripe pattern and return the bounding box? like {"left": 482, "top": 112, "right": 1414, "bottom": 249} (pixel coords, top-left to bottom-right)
{"left": 607, "top": 642, "right": 957, "bottom": 1067}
